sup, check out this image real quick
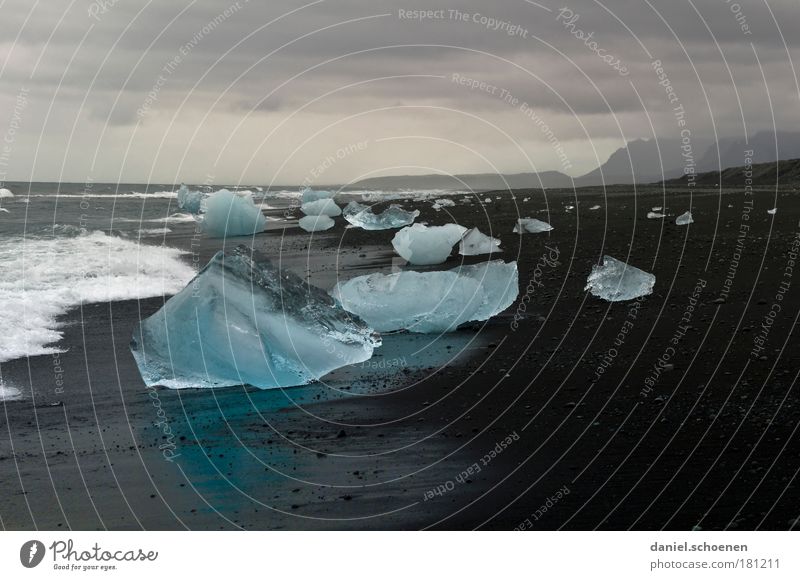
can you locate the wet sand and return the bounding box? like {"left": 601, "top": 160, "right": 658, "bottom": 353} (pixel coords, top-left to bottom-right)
{"left": 1, "top": 185, "right": 799, "bottom": 530}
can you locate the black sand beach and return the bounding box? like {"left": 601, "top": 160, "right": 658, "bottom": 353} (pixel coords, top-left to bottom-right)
{"left": 1, "top": 185, "right": 799, "bottom": 530}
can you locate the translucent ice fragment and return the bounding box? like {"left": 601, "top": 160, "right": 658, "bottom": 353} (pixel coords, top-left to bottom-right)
{"left": 342, "top": 201, "right": 419, "bottom": 230}
{"left": 513, "top": 218, "right": 553, "bottom": 234}
{"left": 331, "top": 260, "right": 519, "bottom": 333}
{"left": 585, "top": 255, "right": 655, "bottom": 302}
{"left": 131, "top": 246, "right": 380, "bottom": 389}
{"left": 459, "top": 227, "right": 502, "bottom": 256}
{"left": 391, "top": 223, "right": 467, "bottom": 265}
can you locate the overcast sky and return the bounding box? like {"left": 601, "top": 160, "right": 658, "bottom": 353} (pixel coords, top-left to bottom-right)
{"left": 0, "top": 0, "right": 798, "bottom": 185}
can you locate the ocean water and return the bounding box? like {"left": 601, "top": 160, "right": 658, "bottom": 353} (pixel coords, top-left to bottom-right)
{"left": 0, "top": 182, "right": 472, "bottom": 399}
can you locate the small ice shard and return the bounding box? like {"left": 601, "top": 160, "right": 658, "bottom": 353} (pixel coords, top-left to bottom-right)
{"left": 0, "top": 188, "right": 13, "bottom": 198}
{"left": 514, "top": 218, "right": 553, "bottom": 234}
{"left": 432, "top": 198, "right": 455, "bottom": 210}
{"left": 589, "top": 205, "right": 601, "bottom": 210}
{"left": 0, "top": 381, "right": 22, "bottom": 401}
{"left": 331, "top": 260, "right": 519, "bottom": 333}
{"left": 768, "top": 208, "right": 777, "bottom": 215}
{"left": 647, "top": 211, "right": 665, "bottom": 219}
{"left": 177, "top": 184, "right": 204, "bottom": 213}
{"left": 676, "top": 211, "right": 693, "bottom": 225}
{"left": 585, "top": 256, "right": 655, "bottom": 302}
{"left": 301, "top": 188, "right": 335, "bottom": 203}
{"left": 342, "top": 201, "right": 419, "bottom": 230}
{"left": 652, "top": 206, "right": 663, "bottom": 211}
{"left": 392, "top": 223, "right": 467, "bottom": 265}
{"left": 459, "top": 227, "right": 502, "bottom": 256}
{"left": 201, "top": 189, "right": 267, "bottom": 238}
{"left": 301, "top": 198, "right": 341, "bottom": 217}
{"left": 565, "top": 205, "right": 575, "bottom": 211}
{"left": 131, "top": 245, "right": 380, "bottom": 389}
{"left": 299, "top": 214, "right": 335, "bottom": 232}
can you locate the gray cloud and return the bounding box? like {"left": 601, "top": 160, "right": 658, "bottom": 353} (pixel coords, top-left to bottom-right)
{"left": 0, "top": 0, "right": 798, "bottom": 183}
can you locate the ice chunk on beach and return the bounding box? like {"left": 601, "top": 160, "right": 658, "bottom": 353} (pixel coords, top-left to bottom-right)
{"left": 0, "top": 381, "right": 22, "bottom": 401}
{"left": 647, "top": 211, "right": 665, "bottom": 219}
{"left": 652, "top": 206, "right": 663, "bottom": 211}
{"left": 131, "top": 246, "right": 379, "bottom": 390}
{"left": 768, "top": 208, "right": 777, "bottom": 215}
{"left": 589, "top": 205, "right": 601, "bottom": 210}
{"left": 301, "top": 188, "right": 335, "bottom": 203}
{"left": 0, "top": 188, "right": 13, "bottom": 198}
{"left": 676, "top": 211, "right": 693, "bottom": 226}
{"left": 432, "top": 198, "right": 455, "bottom": 211}
{"left": 514, "top": 218, "right": 553, "bottom": 234}
{"left": 343, "top": 201, "right": 419, "bottom": 230}
{"left": 299, "top": 214, "right": 335, "bottom": 232}
{"left": 459, "top": 227, "right": 502, "bottom": 256}
{"left": 177, "top": 184, "right": 203, "bottom": 213}
{"left": 392, "top": 223, "right": 467, "bottom": 265}
{"left": 331, "top": 260, "right": 518, "bottom": 333}
{"left": 484, "top": 197, "right": 492, "bottom": 203}
{"left": 585, "top": 256, "right": 655, "bottom": 302}
{"left": 201, "top": 189, "right": 267, "bottom": 238}
{"left": 301, "top": 198, "right": 341, "bottom": 217}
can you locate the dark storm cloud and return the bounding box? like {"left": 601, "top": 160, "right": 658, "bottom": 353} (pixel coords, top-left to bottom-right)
{"left": 0, "top": 0, "right": 798, "bottom": 182}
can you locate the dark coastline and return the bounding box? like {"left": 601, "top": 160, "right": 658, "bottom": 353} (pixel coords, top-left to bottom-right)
{"left": 1, "top": 185, "right": 798, "bottom": 530}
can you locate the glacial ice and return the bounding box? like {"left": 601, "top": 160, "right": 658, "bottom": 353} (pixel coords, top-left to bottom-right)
{"left": 201, "top": 189, "right": 267, "bottom": 238}
{"left": 177, "top": 184, "right": 204, "bottom": 214}
{"left": 647, "top": 211, "right": 665, "bottom": 219}
{"left": 131, "top": 246, "right": 380, "bottom": 389}
{"left": 301, "top": 188, "right": 335, "bottom": 203}
{"left": 459, "top": 227, "right": 502, "bottom": 256}
{"left": 392, "top": 223, "right": 467, "bottom": 265}
{"left": 676, "top": 211, "right": 694, "bottom": 225}
{"left": 0, "top": 188, "right": 13, "bottom": 198}
{"left": 299, "top": 214, "right": 335, "bottom": 232}
{"left": 342, "top": 201, "right": 419, "bottom": 230}
{"left": 585, "top": 256, "right": 655, "bottom": 302}
{"left": 513, "top": 218, "right": 553, "bottom": 234}
{"left": 432, "top": 198, "right": 455, "bottom": 210}
{"left": 301, "top": 198, "right": 341, "bottom": 217}
{"left": 331, "top": 260, "right": 519, "bottom": 333}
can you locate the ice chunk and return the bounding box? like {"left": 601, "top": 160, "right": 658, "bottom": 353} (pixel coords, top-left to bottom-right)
{"left": 342, "top": 201, "right": 419, "bottom": 230}
{"left": 176, "top": 184, "right": 204, "bottom": 213}
{"left": 589, "top": 205, "right": 601, "bottom": 210}
{"left": 301, "top": 198, "right": 341, "bottom": 217}
{"left": 0, "top": 381, "right": 22, "bottom": 401}
{"left": 131, "top": 246, "right": 380, "bottom": 390}
{"left": 652, "top": 206, "right": 663, "bottom": 211}
{"left": 676, "top": 211, "right": 693, "bottom": 225}
{"left": 768, "top": 208, "right": 777, "bottom": 215}
{"left": 484, "top": 198, "right": 492, "bottom": 203}
{"left": 585, "top": 256, "right": 655, "bottom": 302}
{"left": 565, "top": 205, "right": 575, "bottom": 211}
{"left": 301, "top": 188, "right": 335, "bottom": 203}
{"left": 298, "top": 214, "right": 335, "bottom": 232}
{"left": 0, "top": 188, "right": 13, "bottom": 198}
{"left": 432, "top": 198, "right": 455, "bottom": 210}
{"left": 647, "top": 211, "right": 665, "bottom": 219}
{"left": 201, "top": 189, "right": 267, "bottom": 238}
{"left": 523, "top": 197, "right": 530, "bottom": 202}
{"left": 331, "top": 260, "right": 519, "bottom": 333}
{"left": 514, "top": 218, "right": 553, "bottom": 234}
{"left": 392, "top": 223, "right": 467, "bottom": 265}
{"left": 459, "top": 227, "right": 502, "bottom": 256}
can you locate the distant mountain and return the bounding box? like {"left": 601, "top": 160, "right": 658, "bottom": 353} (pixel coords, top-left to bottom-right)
{"left": 351, "top": 171, "right": 574, "bottom": 191}
{"left": 664, "top": 157, "right": 800, "bottom": 187}
{"left": 349, "top": 131, "right": 800, "bottom": 191}
{"left": 697, "top": 131, "right": 800, "bottom": 172}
